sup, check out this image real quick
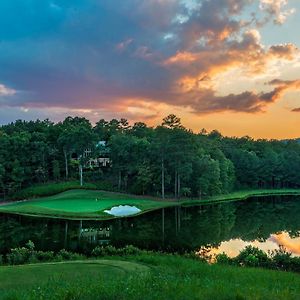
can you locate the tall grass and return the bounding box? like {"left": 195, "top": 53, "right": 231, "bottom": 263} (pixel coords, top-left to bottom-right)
{"left": 0, "top": 253, "right": 299, "bottom": 300}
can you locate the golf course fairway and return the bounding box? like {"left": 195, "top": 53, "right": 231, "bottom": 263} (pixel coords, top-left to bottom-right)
{"left": 0, "top": 189, "right": 176, "bottom": 220}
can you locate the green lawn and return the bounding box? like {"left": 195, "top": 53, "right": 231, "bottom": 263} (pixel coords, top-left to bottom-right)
{"left": 0, "top": 255, "right": 299, "bottom": 300}
{"left": 0, "top": 189, "right": 176, "bottom": 220}
{"left": 1, "top": 187, "right": 300, "bottom": 220}
{"left": 182, "top": 188, "right": 300, "bottom": 206}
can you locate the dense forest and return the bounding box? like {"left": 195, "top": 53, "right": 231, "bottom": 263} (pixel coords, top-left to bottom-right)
{"left": 0, "top": 114, "right": 300, "bottom": 199}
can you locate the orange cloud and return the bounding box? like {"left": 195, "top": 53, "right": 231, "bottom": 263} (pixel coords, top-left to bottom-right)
{"left": 269, "top": 43, "right": 298, "bottom": 59}
{"left": 164, "top": 31, "right": 298, "bottom": 78}
{"left": 270, "top": 232, "right": 300, "bottom": 255}
{"left": 164, "top": 51, "right": 199, "bottom": 65}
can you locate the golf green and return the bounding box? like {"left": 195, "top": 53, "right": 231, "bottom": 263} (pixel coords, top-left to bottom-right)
{"left": 0, "top": 189, "right": 175, "bottom": 220}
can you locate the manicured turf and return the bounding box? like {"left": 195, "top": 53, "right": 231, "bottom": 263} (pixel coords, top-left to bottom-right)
{"left": 0, "top": 189, "right": 176, "bottom": 220}
{"left": 183, "top": 188, "right": 300, "bottom": 206}
{"left": 1, "top": 187, "right": 300, "bottom": 220}
{"left": 0, "top": 260, "right": 149, "bottom": 290}
{"left": 0, "top": 255, "right": 299, "bottom": 300}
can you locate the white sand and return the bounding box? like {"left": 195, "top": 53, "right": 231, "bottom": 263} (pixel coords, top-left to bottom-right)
{"left": 104, "top": 205, "right": 141, "bottom": 216}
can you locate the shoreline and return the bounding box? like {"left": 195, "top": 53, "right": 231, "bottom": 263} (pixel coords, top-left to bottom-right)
{"left": 0, "top": 188, "right": 300, "bottom": 220}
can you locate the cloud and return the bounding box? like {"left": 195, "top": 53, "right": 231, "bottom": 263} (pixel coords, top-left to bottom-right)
{"left": 163, "top": 77, "right": 300, "bottom": 114}
{"left": 0, "top": 83, "right": 16, "bottom": 97}
{"left": 164, "top": 30, "right": 298, "bottom": 78}
{"left": 0, "top": 0, "right": 299, "bottom": 123}
{"left": 269, "top": 232, "right": 300, "bottom": 255}
{"left": 269, "top": 44, "right": 298, "bottom": 59}
{"left": 259, "top": 0, "right": 296, "bottom": 24}
{"left": 115, "top": 38, "right": 133, "bottom": 52}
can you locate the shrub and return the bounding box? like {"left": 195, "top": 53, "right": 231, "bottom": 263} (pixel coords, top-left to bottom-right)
{"left": 269, "top": 247, "right": 300, "bottom": 272}
{"left": 91, "top": 246, "right": 107, "bottom": 257}
{"left": 117, "top": 245, "right": 141, "bottom": 256}
{"left": 270, "top": 247, "right": 292, "bottom": 270}
{"left": 26, "top": 240, "right": 35, "bottom": 251}
{"left": 103, "top": 245, "right": 118, "bottom": 256}
{"left": 235, "top": 246, "right": 270, "bottom": 268}
{"left": 289, "top": 257, "right": 300, "bottom": 273}
{"left": 92, "top": 245, "right": 142, "bottom": 257}
{"left": 35, "top": 251, "right": 55, "bottom": 262}
{"left": 7, "top": 247, "right": 32, "bottom": 265}
{"left": 215, "top": 253, "right": 233, "bottom": 265}
{"left": 56, "top": 249, "right": 85, "bottom": 261}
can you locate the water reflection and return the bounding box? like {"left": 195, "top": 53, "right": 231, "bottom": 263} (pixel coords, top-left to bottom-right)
{"left": 0, "top": 196, "right": 299, "bottom": 257}
{"left": 207, "top": 231, "right": 300, "bottom": 259}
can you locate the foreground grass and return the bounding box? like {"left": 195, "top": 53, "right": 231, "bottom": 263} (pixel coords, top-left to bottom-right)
{"left": 0, "top": 189, "right": 175, "bottom": 220}
{"left": 0, "top": 255, "right": 299, "bottom": 300}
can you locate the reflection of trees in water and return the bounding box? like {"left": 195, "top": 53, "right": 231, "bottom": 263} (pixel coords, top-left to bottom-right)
{"left": 0, "top": 196, "right": 300, "bottom": 253}
{"left": 109, "top": 196, "right": 300, "bottom": 251}
{"left": 0, "top": 215, "right": 49, "bottom": 253}
{"left": 231, "top": 196, "right": 300, "bottom": 241}
{"left": 106, "top": 196, "right": 300, "bottom": 252}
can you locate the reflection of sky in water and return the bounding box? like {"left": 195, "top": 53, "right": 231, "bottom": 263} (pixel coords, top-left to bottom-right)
{"left": 207, "top": 231, "right": 300, "bottom": 258}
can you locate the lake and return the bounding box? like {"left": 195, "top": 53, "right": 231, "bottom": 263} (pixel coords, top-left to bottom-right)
{"left": 0, "top": 195, "right": 299, "bottom": 258}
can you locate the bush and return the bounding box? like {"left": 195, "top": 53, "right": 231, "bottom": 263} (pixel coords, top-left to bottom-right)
{"left": 117, "top": 245, "right": 141, "bottom": 256}
{"left": 0, "top": 254, "right": 3, "bottom": 265}
{"left": 91, "top": 246, "right": 107, "bottom": 257}
{"left": 270, "top": 247, "right": 292, "bottom": 270}
{"left": 35, "top": 251, "right": 55, "bottom": 262}
{"left": 92, "top": 245, "right": 118, "bottom": 256}
{"left": 56, "top": 249, "right": 84, "bottom": 261}
{"left": 215, "top": 253, "right": 233, "bottom": 265}
{"left": 270, "top": 247, "right": 300, "bottom": 272}
{"left": 92, "top": 245, "right": 142, "bottom": 257}
{"left": 235, "top": 246, "right": 270, "bottom": 268}
{"left": 7, "top": 247, "right": 33, "bottom": 265}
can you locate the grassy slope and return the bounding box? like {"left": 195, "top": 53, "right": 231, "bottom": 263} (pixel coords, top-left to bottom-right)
{"left": 0, "top": 255, "right": 299, "bottom": 300}
{"left": 0, "top": 189, "right": 176, "bottom": 220}
{"left": 182, "top": 188, "right": 300, "bottom": 206}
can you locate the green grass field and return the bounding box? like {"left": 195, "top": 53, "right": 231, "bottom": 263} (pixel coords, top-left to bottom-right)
{"left": 1, "top": 184, "right": 300, "bottom": 220}
{"left": 183, "top": 188, "right": 300, "bottom": 206}
{"left": 0, "top": 189, "right": 176, "bottom": 220}
{"left": 0, "top": 255, "right": 299, "bottom": 300}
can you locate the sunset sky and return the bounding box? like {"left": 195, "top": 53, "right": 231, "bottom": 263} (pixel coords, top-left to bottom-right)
{"left": 0, "top": 0, "right": 300, "bottom": 139}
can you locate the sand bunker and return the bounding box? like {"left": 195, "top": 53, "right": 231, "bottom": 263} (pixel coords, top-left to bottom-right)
{"left": 104, "top": 205, "right": 141, "bottom": 216}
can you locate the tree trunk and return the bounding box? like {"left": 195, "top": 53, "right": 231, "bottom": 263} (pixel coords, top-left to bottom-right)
{"left": 118, "top": 170, "right": 122, "bottom": 190}
{"left": 64, "top": 150, "right": 69, "bottom": 179}
{"left": 162, "top": 208, "right": 165, "bottom": 243}
{"left": 64, "top": 221, "right": 68, "bottom": 249}
{"left": 177, "top": 173, "right": 180, "bottom": 199}
{"left": 79, "top": 164, "right": 83, "bottom": 186}
{"left": 174, "top": 170, "right": 177, "bottom": 198}
{"left": 161, "top": 158, "right": 165, "bottom": 199}
{"left": 124, "top": 175, "right": 128, "bottom": 191}
{"left": 78, "top": 220, "right": 83, "bottom": 243}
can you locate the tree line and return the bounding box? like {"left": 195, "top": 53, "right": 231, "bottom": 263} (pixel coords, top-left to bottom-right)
{"left": 0, "top": 114, "right": 300, "bottom": 199}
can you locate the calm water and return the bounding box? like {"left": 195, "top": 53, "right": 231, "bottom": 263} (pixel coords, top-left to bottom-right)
{"left": 0, "top": 196, "right": 299, "bottom": 258}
